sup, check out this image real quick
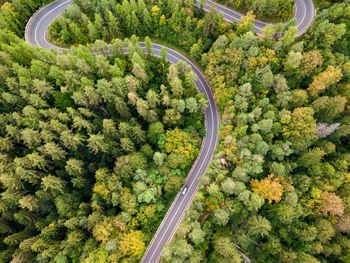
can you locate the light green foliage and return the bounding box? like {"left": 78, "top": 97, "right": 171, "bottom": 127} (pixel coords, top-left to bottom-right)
{"left": 247, "top": 192, "right": 265, "bottom": 212}
{"left": 171, "top": 238, "right": 194, "bottom": 259}
{"left": 221, "top": 177, "right": 236, "bottom": 195}
{"left": 213, "top": 237, "right": 242, "bottom": 263}
{"left": 247, "top": 215, "right": 272, "bottom": 237}
{"left": 153, "top": 152, "right": 166, "bottom": 166}
{"left": 285, "top": 50, "right": 303, "bottom": 70}
{"left": 282, "top": 107, "right": 317, "bottom": 151}
{"left": 312, "top": 95, "right": 347, "bottom": 121}
{"left": 186, "top": 97, "right": 198, "bottom": 113}
{"left": 168, "top": 4, "right": 350, "bottom": 262}
{"left": 212, "top": 208, "right": 229, "bottom": 226}
{"left": 189, "top": 226, "right": 206, "bottom": 245}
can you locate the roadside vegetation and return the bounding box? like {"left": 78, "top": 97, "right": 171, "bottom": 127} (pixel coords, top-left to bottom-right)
{"left": 164, "top": 2, "right": 350, "bottom": 262}
{"left": 47, "top": 0, "right": 231, "bottom": 56}
{"left": 215, "top": 0, "right": 295, "bottom": 23}
{"left": 313, "top": 0, "right": 341, "bottom": 9}
{"left": 0, "top": 31, "right": 206, "bottom": 262}
{"left": 0, "top": 0, "right": 54, "bottom": 36}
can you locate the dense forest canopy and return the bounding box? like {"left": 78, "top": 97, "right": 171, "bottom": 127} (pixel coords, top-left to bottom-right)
{"left": 165, "top": 1, "right": 350, "bottom": 263}
{"left": 0, "top": 0, "right": 53, "bottom": 35}
{"left": 0, "top": 0, "right": 349, "bottom": 262}
{"left": 48, "top": 0, "right": 230, "bottom": 53}
{"left": 0, "top": 27, "right": 206, "bottom": 261}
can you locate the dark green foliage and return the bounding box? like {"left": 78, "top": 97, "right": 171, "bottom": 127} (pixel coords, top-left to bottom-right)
{"left": 47, "top": 0, "right": 228, "bottom": 58}
{"left": 0, "top": 31, "right": 204, "bottom": 262}
{"left": 54, "top": 92, "right": 74, "bottom": 111}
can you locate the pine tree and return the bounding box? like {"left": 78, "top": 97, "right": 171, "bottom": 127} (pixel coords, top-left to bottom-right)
{"left": 145, "top": 36, "right": 153, "bottom": 55}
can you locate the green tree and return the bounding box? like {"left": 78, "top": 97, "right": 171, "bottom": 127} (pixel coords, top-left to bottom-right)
{"left": 65, "top": 158, "right": 85, "bottom": 177}
{"left": 282, "top": 107, "right": 317, "bottom": 150}
{"left": 153, "top": 152, "right": 166, "bottom": 166}
{"left": 160, "top": 47, "right": 168, "bottom": 62}
{"left": 87, "top": 134, "right": 109, "bottom": 154}
{"left": 147, "top": 122, "right": 164, "bottom": 144}
{"left": 212, "top": 208, "right": 229, "bottom": 226}
{"left": 145, "top": 36, "right": 153, "bottom": 55}
{"left": 185, "top": 97, "right": 198, "bottom": 113}
{"left": 312, "top": 96, "right": 347, "bottom": 121}
{"left": 189, "top": 227, "right": 205, "bottom": 245}
{"left": 120, "top": 137, "right": 136, "bottom": 153}
{"left": 246, "top": 215, "right": 271, "bottom": 237}
{"left": 213, "top": 237, "right": 242, "bottom": 263}
{"left": 171, "top": 238, "right": 194, "bottom": 259}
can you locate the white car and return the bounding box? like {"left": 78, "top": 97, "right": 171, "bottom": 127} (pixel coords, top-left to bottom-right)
{"left": 181, "top": 186, "right": 188, "bottom": 196}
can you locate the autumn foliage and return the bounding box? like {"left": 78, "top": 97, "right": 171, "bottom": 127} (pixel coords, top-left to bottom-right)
{"left": 118, "top": 230, "right": 146, "bottom": 260}
{"left": 300, "top": 50, "right": 324, "bottom": 76}
{"left": 318, "top": 191, "right": 344, "bottom": 217}
{"left": 164, "top": 128, "right": 200, "bottom": 160}
{"left": 307, "top": 66, "right": 342, "bottom": 97}
{"left": 251, "top": 175, "right": 284, "bottom": 203}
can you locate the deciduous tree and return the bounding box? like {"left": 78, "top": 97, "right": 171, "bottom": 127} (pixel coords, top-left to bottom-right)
{"left": 251, "top": 175, "right": 284, "bottom": 203}
{"left": 318, "top": 191, "right": 344, "bottom": 216}
{"left": 282, "top": 107, "right": 317, "bottom": 150}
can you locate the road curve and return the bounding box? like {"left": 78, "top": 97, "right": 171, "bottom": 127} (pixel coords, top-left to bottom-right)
{"left": 25, "top": 1, "right": 220, "bottom": 263}
{"left": 198, "top": 0, "right": 315, "bottom": 37}
{"left": 25, "top": 0, "right": 315, "bottom": 262}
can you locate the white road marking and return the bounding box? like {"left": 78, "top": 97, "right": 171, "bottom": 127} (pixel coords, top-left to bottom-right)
{"left": 31, "top": 2, "right": 219, "bottom": 256}
{"left": 143, "top": 45, "right": 217, "bottom": 263}
{"left": 138, "top": 44, "right": 218, "bottom": 262}
{"left": 296, "top": 0, "right": 307, "bottom": 28}
{"left": 34, "top": 0, "right": 72, "bottom": 46}
{"left": 26, "top": 0, "right": 314, "bottom": 261}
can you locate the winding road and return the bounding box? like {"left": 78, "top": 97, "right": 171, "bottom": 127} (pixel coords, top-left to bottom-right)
{"left": 199, "top": 0, "right": 315, "bottom": 37}
{"left": 25, "top": 0, "right": 315, "bottom": 262}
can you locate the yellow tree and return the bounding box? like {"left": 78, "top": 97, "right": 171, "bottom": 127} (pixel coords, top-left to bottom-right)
{"left": 118, "top": 230, "right": 145, "bottom": 260}
{"left": 300, "top": 50, "right": 324, "bottom": 76}
{"left": 251, "top": 175, "right": 284, "bottom": 203}
{"left": 164, "top": 128, "right": 199, "bottom": 160}
{"left": 214, "top": 83, "right": 235, "bottom": 110}
{"left": 151, "top": 5, "right": 161, "bottom": 28}
{"left": 0, "top": 2, "right": 20, "bottom": 34}
{"left": 237, "top": 11, "right": 255, "bottom": 34}
{"left": 92, "top": 217, "right": 115, "bottom": 244}
{"left": 307, "top": 66, "right": 342, "bottom": 97}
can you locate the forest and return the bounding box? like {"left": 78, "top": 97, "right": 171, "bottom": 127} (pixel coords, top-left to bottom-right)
{"left": 0, "top": 32, "right": 206, "bottom": 261}
{"left": 0, "top": 0, "right": 349, "bottom": 262}
{"left": 165, "top": 2, "right": 350, "bottom": 263}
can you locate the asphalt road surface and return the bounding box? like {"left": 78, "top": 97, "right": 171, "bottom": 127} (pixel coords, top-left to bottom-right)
{"left": 25, "top": 0, "right": 315, "bottom": 262}
{"left": 198, "top": 0, "right": 315, "bottom": 37}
